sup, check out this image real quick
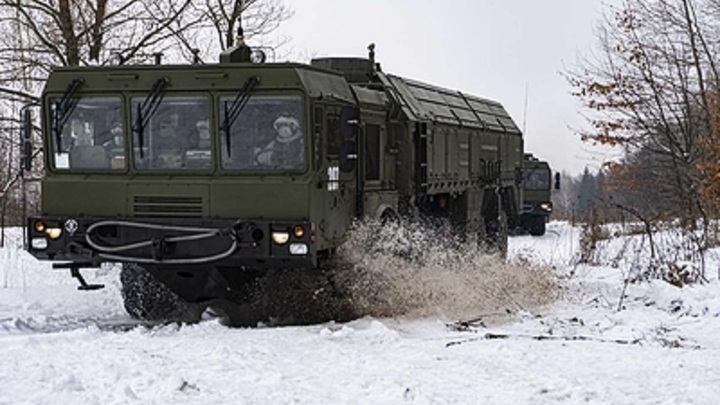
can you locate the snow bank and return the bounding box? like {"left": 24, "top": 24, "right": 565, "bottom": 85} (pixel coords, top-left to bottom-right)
{"left": 2, "top": 222, "right": 720, "bottom": 404}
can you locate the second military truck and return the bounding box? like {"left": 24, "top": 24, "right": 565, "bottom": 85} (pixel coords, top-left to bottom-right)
{"left": 517, "top": 153, "right": 554, "bottom": 236}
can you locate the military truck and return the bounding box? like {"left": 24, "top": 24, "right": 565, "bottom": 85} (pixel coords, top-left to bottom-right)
{"left": 517, "top": 154, "right": 553, "bottom": 236}
{"left": 23, "top": 39, "right": 524, "bottom": 325}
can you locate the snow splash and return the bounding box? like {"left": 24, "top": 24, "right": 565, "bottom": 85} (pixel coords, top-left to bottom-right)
{"left": 334, "top": 220, "right": 558, "bottom": 321}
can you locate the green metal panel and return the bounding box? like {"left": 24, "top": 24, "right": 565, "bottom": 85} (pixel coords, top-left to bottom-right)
{"left": 210, "top": 179, "right": 310, "bottom": 219}
{"left": 41, "top": 177, "right": 127, "bottom": 216}
{"left": 296, "top": 68, "right": 355, "bottom": 104}
{"left": 310, "top": 57, "right": 374, "bottom": 83}
{"left": 44, "top": 63, "right": 353, "bottom": 99}
{"left": 351, "top": 85, "right": 389, "bottom": 107}
{"left": 41, "top": 176, "right": 312, "bottom": 220}
{"left": 383, "top": 74, "right": 521, "bottom": 135}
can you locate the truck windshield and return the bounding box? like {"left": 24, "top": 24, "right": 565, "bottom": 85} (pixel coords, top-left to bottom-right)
{"left": 525, "top": 167, "right": 550, "bottom": 190}
{"left": 131, "top": 96, "right": 211, "bottom": 170}
{"left": 49, "top": 97, "right": 125, "bottom": 170}
{"left": 220, "top": 95, "right": 305, "bottom": 171}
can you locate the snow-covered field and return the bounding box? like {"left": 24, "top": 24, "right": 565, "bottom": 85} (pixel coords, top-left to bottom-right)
{"left": 1, "top": 223, "right": 720, "bottom": 404}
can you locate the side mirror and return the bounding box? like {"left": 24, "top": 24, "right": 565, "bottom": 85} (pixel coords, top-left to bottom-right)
{"left": 339, "top": 140, "right": 357, "bottom": 173}
{"left": 20, "top": 108, "right": 33, "bottom": 172}
{"left": 554, "top": 172, "right": 561, "bottom": 190}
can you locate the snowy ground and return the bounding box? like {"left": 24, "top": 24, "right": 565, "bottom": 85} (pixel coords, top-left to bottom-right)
{"left": 1, "top": 223, "right": 720, "bottom": 404}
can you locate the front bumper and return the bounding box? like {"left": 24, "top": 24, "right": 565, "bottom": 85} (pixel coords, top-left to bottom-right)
{"left": 27, "top": 216, "right": 316, "bottom": 267}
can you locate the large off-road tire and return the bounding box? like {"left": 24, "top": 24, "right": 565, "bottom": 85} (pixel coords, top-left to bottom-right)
{"left": 253, "top": 267, "right": 358, "bottom": 326}
{"left": 120, "top": 263, "right": 202, "bottom": 322}
{"left": 194, "top": 264, "right": 357, "bottom": 327}
{"left": 527, "top": 215, "right": 547, "bottom": 236}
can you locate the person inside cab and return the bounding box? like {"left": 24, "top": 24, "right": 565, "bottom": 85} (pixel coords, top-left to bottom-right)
{"left": 69, "top": 118, "right": 107, "bottom": 169}
{"left": 254, "top": 114, "right": 304, "bottom": 169}
{"left": 102, "top": 121, "right": 126, "bottom": 169}
{"left": 152, "top": 113, "right": 185, "bottom": 169}
{"left": 183, "top": 118, "right": 212, "bottom": 169}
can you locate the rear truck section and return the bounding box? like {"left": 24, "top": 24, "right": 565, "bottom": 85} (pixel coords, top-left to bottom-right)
{"left": 25, "top": 41, "right": 524, "bottom": 325}
{"left": 517, "top": 153, "right": 554, "bottom": 236}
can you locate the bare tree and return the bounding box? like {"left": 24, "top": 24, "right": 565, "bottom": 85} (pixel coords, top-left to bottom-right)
{"left": 0, "top": 0, "right": 291, "bottom": 103}
{"left": 201, "top": 0, "right": 291, "bottom": 50}
{"left": 0, "top": 0, "right": 291, "bottom": 234}
{"left": 566, "top": 0, "right": 720, "bottom": 222}
{"left": 566, "top": 0, "right": 720, "bottom": 282}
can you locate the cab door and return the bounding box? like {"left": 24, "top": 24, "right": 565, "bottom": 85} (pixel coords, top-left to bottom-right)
{"left": 321, "top": 105, "right": 358, "bottom": 245}
{"left": 360, "top": 112, "right": 385, "bottom": 190}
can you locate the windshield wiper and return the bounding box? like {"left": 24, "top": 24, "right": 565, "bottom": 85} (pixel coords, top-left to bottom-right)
{"left": 132, "top": 77, "right": 170, "bottom": 158}
{"left": 52, "top": 78, "right": 84, "bottom": 150}
{"left": 220, "top": 76, "right": 259, "bottom": 156}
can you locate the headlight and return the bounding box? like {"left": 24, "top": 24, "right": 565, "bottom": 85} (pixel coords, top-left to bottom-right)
{"left": 289, "top": 243, "right": 308, "bottom": 255}
{"left": 45, "top": 227, "right": 63, "bottom": 240}
{"left": 540, "top": 203, "right": 552, "bottom": 211}
{"left": 271, "top": 232, "right": 290, "bottom": 245}
{"left": 31, "top": 237, "right": 48, "bottom": 250}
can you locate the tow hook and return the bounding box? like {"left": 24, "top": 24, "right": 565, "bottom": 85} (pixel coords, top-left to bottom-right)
{"left": 53, "top": 262, "right": 105, "bottom": 291}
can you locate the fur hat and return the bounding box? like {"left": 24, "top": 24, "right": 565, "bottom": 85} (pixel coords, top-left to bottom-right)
{"left": 273, "top": 114, "right": 300, "bottom": 131}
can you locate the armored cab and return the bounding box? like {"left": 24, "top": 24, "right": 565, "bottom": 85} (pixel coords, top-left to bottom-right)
{"left": 25, "top": 44, "right": 524, "bottom": 324}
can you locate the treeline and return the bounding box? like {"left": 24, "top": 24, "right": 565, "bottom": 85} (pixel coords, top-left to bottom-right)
{"left": 552, "top": 169, "right": 603, "bottom": 224}
{"left": 559, "top": 0, "right": 720, "bottom": 283}
{"left": 563, "top": 0, "right": 720, "bottom": 251}
{"left": 552, "top": 164, "right": 679, "bottom": 226}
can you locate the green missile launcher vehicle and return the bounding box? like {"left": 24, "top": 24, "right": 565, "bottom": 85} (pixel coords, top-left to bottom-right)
{"left": 23, "top": 38, "right": 525, "bottom": 325}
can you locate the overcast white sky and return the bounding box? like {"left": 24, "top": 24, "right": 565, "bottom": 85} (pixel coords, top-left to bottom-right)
{"left": 275, "top": 0, "right": 620, "bottom": 174}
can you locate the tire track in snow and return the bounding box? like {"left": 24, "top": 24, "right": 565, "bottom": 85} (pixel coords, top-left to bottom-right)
{"left": 0, "top": 315, "right": 166, "bottom": 335}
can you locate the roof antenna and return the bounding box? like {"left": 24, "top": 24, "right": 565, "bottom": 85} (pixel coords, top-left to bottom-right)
{"left": 368, "top": 43, "right": 381, "bottom": 75}
{"left": 220, "top": 10, "right": 252, "bottom": 63}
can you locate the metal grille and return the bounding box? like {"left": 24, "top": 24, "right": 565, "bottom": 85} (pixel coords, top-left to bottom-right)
{"left": 132, "top": 195, "right": 204, "bottom": 217}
